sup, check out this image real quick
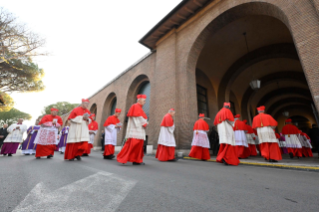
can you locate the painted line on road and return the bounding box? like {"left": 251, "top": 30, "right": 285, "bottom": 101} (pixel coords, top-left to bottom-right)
{"left": 183, "top": 157, "right": 319, "bottom": 172}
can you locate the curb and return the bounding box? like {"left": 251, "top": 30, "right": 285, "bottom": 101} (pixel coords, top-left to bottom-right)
{"left": 183, "top": 157, "right": 319, "bottom": 172}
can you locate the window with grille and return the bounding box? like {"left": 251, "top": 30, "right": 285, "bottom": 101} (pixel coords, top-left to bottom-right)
{"left": 197, "top": 84, "right": 209, "bottom": 117}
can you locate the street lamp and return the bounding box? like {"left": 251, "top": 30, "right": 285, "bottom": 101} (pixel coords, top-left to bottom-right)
{"left": 250, "top": 79, "right": 261, "bottom": 90}
{"left": 282, "top": 111, "right": 289, "bottom": 117}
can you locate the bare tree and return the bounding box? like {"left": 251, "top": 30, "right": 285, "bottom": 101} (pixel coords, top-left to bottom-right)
{"left": 0, "top": 7, "right": 46, "bottom": 64}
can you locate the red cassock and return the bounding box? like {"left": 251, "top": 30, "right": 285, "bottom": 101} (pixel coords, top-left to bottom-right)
{"left": 281, "top": 124, "right": 302, "bottom": 157}
{"left": 83, "top": 120, "right": 99, "bottom": 155}
{"left": 301, "top": 133, "right": 313, "bottom": 157}
{"left": 103, "top": 115, "right": 120, "bottom": 156}
{"left": 252, "top": 113, "right": 282, "bottom": 161}
{"left": 213, "top": 108, "right": 234, "bottom": 125}
{"left": 36, "top": 115, "right": 63, "bottom": 157}
{"left": 117, "top": 103, "right": 147, "bottom": 164}
{"left": 156, "top": 113, "right": 176, "bottom": 161}
{"left": 246, "top": 124, "right": 258, "bottom": 156}
{"left": 214, "top": 108, "right": 239, "bottom": 166}
{"left": 189, "top": 119, "right": 210, "bottom": 160}
{"left": 64, "top": 107, "right": 91, "bottom": 160}
{"left": 233, "top": 120, "right": 250, "bottom": 159}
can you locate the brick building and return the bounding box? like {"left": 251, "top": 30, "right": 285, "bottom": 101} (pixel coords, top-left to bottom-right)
{"left": 62, "top": 0, "right": 319, "bottom": 153}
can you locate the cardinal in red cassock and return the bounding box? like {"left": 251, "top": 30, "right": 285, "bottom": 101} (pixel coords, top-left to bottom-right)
{"left": 34, "top": 108, "right": 63, "bottom": 159}
{"left": 233, "top": 115, "right": 250, "bottom": 159}
{"left": 156, "top": 109, "right": 177, "bottom": 162}
{"left": 65, "top": 99, "right": 92, "bottom": 161}
{"left": 103, "top": 108, "right": 122, "bottom": 159}
{"left": 82, "top": 114, "right": 98, "bottom": 156}
{"left": 117, "top": 94, "right": 148, "bottom": 165}
{"left": 281, "top": 119, "right": 302, "bottom": 159}
{"left": 215, "top": 102, "right": 239, "bottom": 166}
{"left": 252, "top": 106, "right": 282, "bottom": 162}
{"left": 243, "top": 120, "right": 258, "bottom": 156}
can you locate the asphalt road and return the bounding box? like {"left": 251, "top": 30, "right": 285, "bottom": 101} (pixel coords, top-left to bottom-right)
{"left": 0, "top": 151, "right": 318, "bottom": 212}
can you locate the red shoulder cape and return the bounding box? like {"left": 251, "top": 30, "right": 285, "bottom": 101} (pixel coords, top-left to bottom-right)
{"left": 281, "top": 124, "right": 299, "bottom": 135}
{"left": 233, "top": 120, "right": 247, "bottom": 131}
{"left": 213, "top": 108, "right": 234, "bottom": 125}
{"left": 127, "top": 103, "right": 147, "bottom": 119}
{"left": 193, "top": 119, "right": 209, "bottom": 131}
{"left": 160, "top": 113, "right": 174, "bottom": 127}
{"left": 245, "top": 124, "right": 254, "bottom": 134}
{"left": 103, "top": 115, "right": 120, "bottom": 127}
{"left": 39, "top": 114, "right": 63, "bottom": 126}
{"left": 88, "top": 120, "right": 98, "bottom": 130}
{"left": 68, "top": 107, "right": 91, "bottom": 120}
{"left": 252, "top": 113, "right": 277, "bottom": 129}
{"left": 275, "top": 133, "right": 280, "bottom": 139}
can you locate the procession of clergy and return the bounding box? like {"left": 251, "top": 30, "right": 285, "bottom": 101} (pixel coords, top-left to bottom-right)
{"left": 0, "top": 94, "right": 313, "bottom": 165}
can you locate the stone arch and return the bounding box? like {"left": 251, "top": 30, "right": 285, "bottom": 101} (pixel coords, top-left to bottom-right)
{"left": 195, "top": 69, "right": 217, "bottom": 125}
{"left": 125, "top": 74, "right": 150, "bottom": 116}
{"left": 90, "top": 103, "right": 97, "bottom": 115}
{"left": 100, "top": 92, "right": 117, "bottom": 130}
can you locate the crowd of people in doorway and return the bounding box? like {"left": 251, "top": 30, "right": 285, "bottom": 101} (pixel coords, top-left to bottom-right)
{"left": 0, "top": 95, "right": 318, "bottom": 166}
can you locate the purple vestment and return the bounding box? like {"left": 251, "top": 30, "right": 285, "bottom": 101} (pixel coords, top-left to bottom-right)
{"left": 58, "top": 127, "right": 69, "bottom": 148}
{"left": 21, "top": 126, "right": 40, "bottom": 153}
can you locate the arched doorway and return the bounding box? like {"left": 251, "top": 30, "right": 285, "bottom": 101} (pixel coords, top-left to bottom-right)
{"left": 90, "top": 103, "right": 97, "bottom": 115}
{"left": 192, "top": 5, "right": 316, "bottom": 134}
{"left": 137, "top": 81, "right": 151, "bottom": 118}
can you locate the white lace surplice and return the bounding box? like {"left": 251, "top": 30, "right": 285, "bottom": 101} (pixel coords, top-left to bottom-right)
{"left": 125, "top": 117, "right": 148, "bottom": 140}
{"left": 191, "top": 130, "right": 210, "bottom": 148}
{"left": 4, "top": 124, "right": 27, "bottom": 143}
{"left": 105, "top": 124, "right": 120, "bottom": 146}
{"left": 284, "top": 134, "right": 302, "bottom": 148}
{"left": 89, "top": 130, "right": 97, "bottom": 144}
{"left": 34, "top": 127, "right": 59, "bottom": 145}
{"left": 246, "top": 133, "right": 256, "bottom": 145}
{"left": 68, "top": 116, "right": 91, "bottom": 143}
{"left": 234, "top": 130, "right": 248, "bottom": 147}
{"left": 217, "top": 120, "right": 236, "bottom": 146}
{"left": 257, "top": 126, "right": 279, "bottom": 144}
{"left": 158, "top": 125, "right": 176, "bottom": 147}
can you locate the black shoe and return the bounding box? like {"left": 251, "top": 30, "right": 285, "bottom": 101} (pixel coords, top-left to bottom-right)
{"left": 3, "top": 154, "right": 7, "bottom": 156}
{"left": 82, "top": 154, "right": 88, "bottom": 157}
{"left": 75, "top": 156, "right": 81, "bottom": 161}
{"left": 104, "top": 155, "right": 115, "bottom": 160}
{"left": 168, "top": 158, "right": 178, "bottom": 162}
{"left": 60, "top": 152, "right": 63, "bottom": 154}
{"left": 132, "top": 162, "right": 145, "bottom": 165}
{"left": 36, "top": 157, "right": 41, "bottom": 159}
{"left": 25, "top": 154, "right": 30, "bottom": 155}
{"left": 222, "top": 159, "right": 228, "bottom": 166}
{"left": 47, "top": 155, "right": 53, "bottom": 159}
{"left": 271, "top": 159, "right": 278, "bottom": 162}
{"left": 8, "top": 154, "right": 12, "bottom": 156}
{"left": 289, "top": 153, "right": 294, "bottom": 159}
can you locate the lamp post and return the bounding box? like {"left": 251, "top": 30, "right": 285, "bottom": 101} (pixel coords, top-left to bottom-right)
{"left": 282, "top": 111, "right": 289, "bottom": 117}
{"left": 250, "top": 80, "right": 261, "bottom": 90}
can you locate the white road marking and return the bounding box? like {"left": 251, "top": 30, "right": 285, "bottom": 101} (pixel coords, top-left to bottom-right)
{"left": 13, "top": 172, "right": 136, "bottom": 212}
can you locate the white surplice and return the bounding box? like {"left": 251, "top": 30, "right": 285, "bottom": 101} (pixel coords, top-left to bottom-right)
{"left": 158, "top": 125, "right": 176, "bottom": 147}
{"left": 4, "top": 123, "right": 27, "bottom": 143}
{"left": 68, "top": 116, "right": 91, "bottom": 143}
{"left": 257, "top": 126, "right": 278, "bottom": 144}
{"left": 105, "top": 124, "right": 121, "bottom": 146}
{"left": 125, "top": 117, "right": 148, "bottom": 140}
{"left": 217, "top": 120, "right": 236, "bottom": 146}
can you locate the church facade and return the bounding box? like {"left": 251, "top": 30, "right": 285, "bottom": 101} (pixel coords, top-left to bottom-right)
{"left": 64, "top": 0, "right": 319, "bottom": 152}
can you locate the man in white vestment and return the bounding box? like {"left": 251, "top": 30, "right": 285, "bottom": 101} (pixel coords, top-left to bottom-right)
{"left": 1, "top": 118, "right": 27, "bottom": 156}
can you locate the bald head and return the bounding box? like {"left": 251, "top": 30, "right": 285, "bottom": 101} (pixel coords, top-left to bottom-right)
{"left": 168, "top": 109, "right": 175, "bottom": 116}
{"left": 137, "top": 98, "right": 146, "bottom": 106}
{"left": 3, "top": 124, "right": 8, "bottom": 128}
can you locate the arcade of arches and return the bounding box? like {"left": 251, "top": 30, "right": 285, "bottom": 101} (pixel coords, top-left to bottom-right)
{"left": 69, "top": 0, "right": 319, "bottom": 153}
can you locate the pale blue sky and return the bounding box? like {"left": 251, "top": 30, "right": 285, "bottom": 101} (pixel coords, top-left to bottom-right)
{"left": 1, "top": 0, "right": 182, "bottom": 127}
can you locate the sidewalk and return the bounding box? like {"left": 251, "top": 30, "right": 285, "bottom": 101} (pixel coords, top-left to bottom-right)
{"left": 183, "top": 154, "right": 319, "bottom": 172}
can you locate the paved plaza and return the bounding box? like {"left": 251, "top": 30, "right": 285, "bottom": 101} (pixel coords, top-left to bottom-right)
{"left": 0, "top": 151, "right": 318, "bottom": 212}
